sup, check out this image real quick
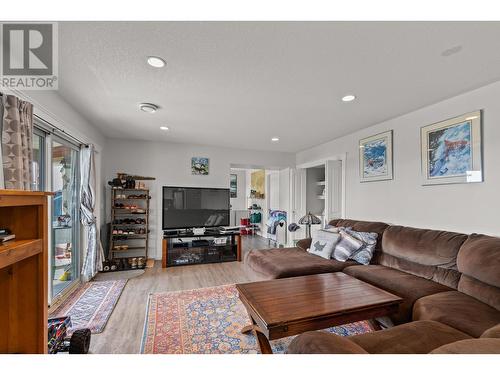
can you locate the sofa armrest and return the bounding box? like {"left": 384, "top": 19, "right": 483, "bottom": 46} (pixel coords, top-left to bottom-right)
{"left": 287, "top": 331, "right": 368, "bottom": 354}
{"left": 481, "top": 323, "right": 500, "bottom": 338}
{"left": 296, "top": 238, "right": 312, "bottom": 251}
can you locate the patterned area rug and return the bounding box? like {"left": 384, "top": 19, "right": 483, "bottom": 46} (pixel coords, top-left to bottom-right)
{"left": 50, "top": 280, "right": 127, "bottom": 335}
{"left": 141, "top": 284, "right": 373, "bottom": 354}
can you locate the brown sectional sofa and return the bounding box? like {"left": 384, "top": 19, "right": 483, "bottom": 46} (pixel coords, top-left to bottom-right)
{"left": 412, "top": 233, "right": 500, "bottom": 337}
{"left": 245, "top": 219, "right": 388, "bottom": 279}
{"left": 343, "top": 225, "right": 467, "bottom": 324}
{"left": 287, "top": 321, "right": 500, "bottom": 354}
{"left": 245, "top": 218, "right": 500, "bottom": 353}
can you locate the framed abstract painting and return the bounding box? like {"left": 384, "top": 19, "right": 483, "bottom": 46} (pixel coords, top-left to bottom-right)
{"left": 421, "top": 111, "right": 482, "bottom": 185}
{"left": 359, "top": 130, "right": 393, "bottom": 182}
{"left": 230, "top": 174, "right": 237, "bottom": 198}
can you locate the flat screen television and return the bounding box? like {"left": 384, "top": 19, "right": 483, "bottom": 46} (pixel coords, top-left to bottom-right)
{"left": 162, "top": 186, "right": 230, "bottom": 230}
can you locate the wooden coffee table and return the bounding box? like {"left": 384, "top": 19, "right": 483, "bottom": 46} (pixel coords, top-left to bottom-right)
{"left": 236, "top": 272, "right": 402, "bottom": 354}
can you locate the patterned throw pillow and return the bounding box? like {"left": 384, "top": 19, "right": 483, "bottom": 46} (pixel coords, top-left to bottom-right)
{"left": 307, "top": 231, "right": 340, "bottom": 259}
{"left": 344, "top": 229, "right": 378, "bottom": 265}
{"left": 323, "top": 225, "right": 352, "bottom": 233}
{"left": 332, "top": 229, "right": 364, "bottom": 261}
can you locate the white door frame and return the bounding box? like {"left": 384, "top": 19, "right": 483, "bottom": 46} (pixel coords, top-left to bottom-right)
{"left": 296, "top": 153, "right": 347, "bottom": 219}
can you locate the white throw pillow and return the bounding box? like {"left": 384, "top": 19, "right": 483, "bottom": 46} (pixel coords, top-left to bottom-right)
{"left": 307, "top": 231, "right": 340, "bottom": 259}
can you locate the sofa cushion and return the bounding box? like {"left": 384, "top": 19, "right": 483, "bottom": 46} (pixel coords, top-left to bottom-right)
{"left": 413, "top": 291, "right": 500, "bottom": 337}
{"left": 343, "top": 265, "right": 452, "bottom": 324}
{"left": 349, "top": 320, "right": 471, "bottom": 354}
{"left": 245, "top": 247, "right": 358, "bottom": 279}
{"left": 456, "top": 234, "right": 500, "bottom": 310}
{"left": 329, "top": 219, "right": 389, "bottom": 250}
{"left": 378, "top": 225, "right": 467, "bottom": 288}
{"left": 430, "top": 339, "right": 500, "bottom": 354}
{"left": 287, "top": 321, "right": 470, "bottom": 354}
{"left": 287, "top": 331, "right": 368, "bottom": 354}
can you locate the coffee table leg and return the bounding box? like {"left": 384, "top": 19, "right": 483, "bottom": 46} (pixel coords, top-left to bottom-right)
{"left": 241, "top": 324, "right": 255, "bottom": 334}
{"left": 241, "top": 316, "right": 273, "bottom": 354}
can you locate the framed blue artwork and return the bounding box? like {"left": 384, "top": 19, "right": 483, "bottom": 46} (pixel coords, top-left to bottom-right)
{"left": 359, "top": 130, "right": 393, "bottom": 182}
{"left": 421, "top": 111, "right": 482, "bottom": 185}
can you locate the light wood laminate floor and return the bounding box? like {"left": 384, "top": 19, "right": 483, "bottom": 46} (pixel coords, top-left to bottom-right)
{"left": 90, "top": 235, "right": 273, "bottom": 354}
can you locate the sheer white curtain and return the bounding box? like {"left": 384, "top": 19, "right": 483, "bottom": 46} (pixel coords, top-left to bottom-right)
{"left": 80, "top": 144, "right": 104, "bottom": 281}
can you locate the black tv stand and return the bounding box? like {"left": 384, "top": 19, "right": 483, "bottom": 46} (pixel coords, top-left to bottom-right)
{"left": 162, "top": 231, "right": 241, "bottom": 268}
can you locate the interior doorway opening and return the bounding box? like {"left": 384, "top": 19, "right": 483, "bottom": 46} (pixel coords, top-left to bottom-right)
{"left": 229, "top": 166, "right": 286, "bottom": 247}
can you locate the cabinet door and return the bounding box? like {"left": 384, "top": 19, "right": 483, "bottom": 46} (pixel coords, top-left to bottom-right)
{"left": 325, "top": 160, "right": 343, "bottom": 223}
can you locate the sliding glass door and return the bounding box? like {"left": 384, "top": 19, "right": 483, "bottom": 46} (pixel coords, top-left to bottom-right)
{"left": 51, "top": 138, "right": 80, "bottom": 298}
{"left": 32, "top": 130, "right": 45, "bottom": 191}
{"left": 32, "top": 120, "right": 82, "bottom": 302}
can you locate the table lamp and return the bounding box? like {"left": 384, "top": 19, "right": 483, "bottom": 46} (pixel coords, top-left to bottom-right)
{"left": 298, "top": 212, "right": 321, "bottom": 238}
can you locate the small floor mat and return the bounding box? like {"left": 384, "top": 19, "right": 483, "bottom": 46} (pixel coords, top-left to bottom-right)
{"left": 50, "top": 280, "right": 127, "bottom": 335}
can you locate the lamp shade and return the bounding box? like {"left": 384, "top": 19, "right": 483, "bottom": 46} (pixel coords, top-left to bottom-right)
{"left": 298, "top": 212, "right": 322, "bottom": 225}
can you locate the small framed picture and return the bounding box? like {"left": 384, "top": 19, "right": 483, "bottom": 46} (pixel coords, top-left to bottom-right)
{"left": 421, "top": 111, "right": 482, "bottom": 185}
{"left": 230, "top": 174, "right": 237, "bottom": 198}
{"left": 191, "top": 157, "right": 209, "bottom": 175}
{"left": 359, "top": 130, "right": 393, "bottom": 182}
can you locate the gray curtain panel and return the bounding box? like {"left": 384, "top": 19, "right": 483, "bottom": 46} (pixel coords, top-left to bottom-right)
{"left": 80, "top": 144, "right": 104, "bottom": 281}
{"left": 1, "top": 94, "right": 34, "bottom": 190}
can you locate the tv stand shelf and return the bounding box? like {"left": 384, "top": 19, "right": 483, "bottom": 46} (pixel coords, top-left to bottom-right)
{"left": 162, "top": 232, "right": 241, "bottom": 268}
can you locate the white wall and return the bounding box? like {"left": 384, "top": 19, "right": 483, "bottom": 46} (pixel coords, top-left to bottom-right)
{"left": 104, "top": 139, "right": 295, "bottom": 259}
{"left": 296, "top": 80, "right": 500, "bottom": 236}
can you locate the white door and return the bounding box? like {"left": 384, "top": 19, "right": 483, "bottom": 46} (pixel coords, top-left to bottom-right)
{"left": 325, "top": 160, "right": 343, "bottom": 223}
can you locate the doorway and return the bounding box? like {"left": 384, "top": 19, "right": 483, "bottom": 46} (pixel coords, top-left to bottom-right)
{"left": 229, "top": 167, "right": 285, "bottom": 245}
{"left": 294, "top": 158, "right": 345, "bottom": 239}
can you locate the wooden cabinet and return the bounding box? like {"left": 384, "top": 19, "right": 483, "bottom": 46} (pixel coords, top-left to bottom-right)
{"left": 0, "top": 190, "right": 52, "bottom": 354}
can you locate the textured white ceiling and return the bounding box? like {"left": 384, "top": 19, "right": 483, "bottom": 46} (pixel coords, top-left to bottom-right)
{"left": 57, "top": 21, "right": 500, "bottom": 152}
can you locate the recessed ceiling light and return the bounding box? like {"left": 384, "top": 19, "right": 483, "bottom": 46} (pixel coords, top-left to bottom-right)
{"left": 441, "top": 45, "right": 462, "bottom": 57}
{"left": 139, "top": 103, "right": 159, "bottom": 113}
{"left": 160, "top": 126, "right": 169, "bottom": 131}
{"left": 271, "top": 137, "right": 280, "bottom": 142}
{"left": 342, "top": 95, "right": 356, "bottom": 102}
{"left": 147, "top": 56, "right": 166, "bottom": 68}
